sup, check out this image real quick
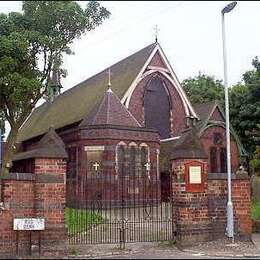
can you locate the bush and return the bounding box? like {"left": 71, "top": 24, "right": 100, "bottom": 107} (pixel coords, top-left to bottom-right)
{"left": 251, "top": 201, "right": 260, "bottom": 220}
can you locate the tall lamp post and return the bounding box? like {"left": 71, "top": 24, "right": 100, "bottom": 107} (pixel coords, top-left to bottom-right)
{"left": 221, "top": 1, "right": 237, "bottom": 239}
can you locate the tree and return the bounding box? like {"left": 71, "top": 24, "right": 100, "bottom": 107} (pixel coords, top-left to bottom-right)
{"left": 230, "top": 57, "right": 260, "bottom": 156}
{"left": 181, "top": 72, "right": 225, "bottom": 105}
{"left": 0, "top": 111, "right": 4, "bottom": 139}
{"left": 0, "top": 1, "right": 110, "bottom": 174}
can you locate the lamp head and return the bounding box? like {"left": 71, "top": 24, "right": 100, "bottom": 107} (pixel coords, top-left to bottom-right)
{"left": 222, "top": 1, "right": 237, "bottom": 14}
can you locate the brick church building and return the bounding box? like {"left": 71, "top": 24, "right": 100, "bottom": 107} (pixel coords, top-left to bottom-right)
{"left": 12, "top": 42, "right": 246, "bottom": 205}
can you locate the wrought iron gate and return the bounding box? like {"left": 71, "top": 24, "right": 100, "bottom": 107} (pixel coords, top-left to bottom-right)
{"left": 66, "top": 169, "right": 174, "bottom": 245}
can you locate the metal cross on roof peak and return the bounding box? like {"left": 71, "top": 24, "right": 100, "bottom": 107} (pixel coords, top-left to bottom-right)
{"left": 154, "top": 25, "right": 160, "bottom": 43}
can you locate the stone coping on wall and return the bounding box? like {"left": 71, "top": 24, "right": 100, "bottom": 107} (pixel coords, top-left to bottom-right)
{"left": 1, "top": 172, "right": 64, "bottom": 183}
{"left": 1, "top": 172, "right": 35, "bottom": 181}
{"left": 208, "top": 172, "right": 249, "bottom": 180}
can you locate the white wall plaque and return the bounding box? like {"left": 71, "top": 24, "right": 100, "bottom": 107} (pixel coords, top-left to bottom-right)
{"left": 13, "top": 218, "right": 45, "bottom": 231}
{"left": 84, "top": 146, "right": 105, "bottom": 151}
{"left": 128, "top": 187, "right": 139, "bottom": 194}
{"left": 189, "top": 166, "right": 202, "bottom": 184}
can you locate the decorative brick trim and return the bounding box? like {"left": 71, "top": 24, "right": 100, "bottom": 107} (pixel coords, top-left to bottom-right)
{"left": 208, "top": 172, "right": 249, "bottom": 180}
{"left": 35, "top": 174, "right": 64, "bottom": 183}
{"left": 2, "top": 172, "right": 35, "bottom": 181}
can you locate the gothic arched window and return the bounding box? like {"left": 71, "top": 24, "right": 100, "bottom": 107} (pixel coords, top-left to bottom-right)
{"left": 144, "top": 75, "right": 171, "bottom": 139}
{"left": 129, "top": 145, "right": 137, "bottom": 176}
{"left": 117, "top": 144, "right": 127, "bottom": 176}
{"left": 220, "top": 147, "right": 227, "bottom": 173}
{"left": 140, "top": 144, "right": 149, "bottom": 176}
{"left": 210, "top": 147, "right": 218, "bottom": 173}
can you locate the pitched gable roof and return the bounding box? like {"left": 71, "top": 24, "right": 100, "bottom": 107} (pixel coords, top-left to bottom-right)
{"left": 159, "top": 127, "right": 207, "bottom": 171}
{"left": 170, "top": 127, "right": 207, "bottom": 159}
{"left": 17, "top": 43, "right": 157, "bottom": 142}
{"left": 193, "top": 100, "right": 218, "bottom": 123}
{"left": 80, "top": 88, "right": 141, "bottom": 128}
{"left": 13, "top": 127, "right": 68, "bottom": 161}
{"left": 193, "top": 100, "right": 248, "bottom": 156}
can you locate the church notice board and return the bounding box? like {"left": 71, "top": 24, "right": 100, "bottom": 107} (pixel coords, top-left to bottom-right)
{"left": 185, "top": 161, "right": 205, "bottom": 192}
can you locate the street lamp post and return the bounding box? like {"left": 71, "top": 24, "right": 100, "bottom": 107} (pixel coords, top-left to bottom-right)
{"left": 221, "top": 1, "right": 237, "bottom": 240}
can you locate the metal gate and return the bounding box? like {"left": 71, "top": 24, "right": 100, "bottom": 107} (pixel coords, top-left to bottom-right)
{"left": 66, "top": 168, "right": 174, "bottom": 246}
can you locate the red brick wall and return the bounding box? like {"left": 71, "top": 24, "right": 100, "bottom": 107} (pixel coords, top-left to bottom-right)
{"left": 210, "top": 107, "right": 224, "bottom": 122}
{"left": 34, "top": 158, "right": 66, "bottom": 242}
{"left": 148, "top": 50, "right": 167, "bottom": 68}
{"left": 172, "top": 158, "right": 252, "bottom": 245}
{"left": 172, "top": 158, "right": 212, "bottom": 245}
{"left": 232, "top": 179, "right": 252, "bottom": 234}
{"left": 0, "top": 157, "right": 66, "bottom": 256}
{"left": 0, "top": 211, "right": 14, "bottom": 255}
{"left": 0, "top": 174, "right": 36, "bottom": 254}
{"left": 65, "top": 132, "right": 160, "bottom": 207}
{"left": 207, "top": 174, "right": 252, "bottom": 237}
{"left": 200, "top": 125, "right": 240, "bottom": 173}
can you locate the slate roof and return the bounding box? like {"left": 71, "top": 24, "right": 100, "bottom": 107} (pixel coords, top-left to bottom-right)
{"left": 192, "top": 100, "right": 247, "bottom": 156}
{"left": 192, "top": 100, "right": 218, "bottom": 124}
{"left": 80, "top": 88, "right": 141, "bottom": 128}
{"left": 170, "top": 127, "right": 207, "bottom": 160}
{"left": 13, "top": 127, "right": 68, "bottom": 161}
{"left": 17, "top": 43, "right": 157, "bottom": 142}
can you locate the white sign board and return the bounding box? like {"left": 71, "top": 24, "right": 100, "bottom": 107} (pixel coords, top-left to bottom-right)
{"left": 189, "top": 166, "right": 202, "bottom": 184}
{"left": 84, "top": 146, "right": 105, "bottom": 151}
{"left": 13, "top": 218, "right": 45, "bottom": 231}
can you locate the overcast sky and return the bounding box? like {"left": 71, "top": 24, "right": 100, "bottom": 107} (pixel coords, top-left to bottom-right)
{"left": 1, "top": 1, "right": 260, "bottom": 137}
{"left": 1, "top": 1, "right": 260, "bottom": 92}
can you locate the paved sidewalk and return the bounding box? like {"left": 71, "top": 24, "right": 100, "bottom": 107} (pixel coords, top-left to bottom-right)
{"left": 252, "top": 233, "right": 260, "bottom": 250}
{"left": 6, "top": 235, "right": 260, "bottom": 259}
{"left": 66, "top": 237, "right": 260, "bottom": 259}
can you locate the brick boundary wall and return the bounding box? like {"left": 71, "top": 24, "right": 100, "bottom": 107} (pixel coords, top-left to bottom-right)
{"left": 172, "top": 159, "right": 252, "bottom": 246}
{"left": 208, "top": 173, "right": 252, "bottom": 239}
{"left": 0, "top": 158, "right": 66, "bottom": 257}
{"left": 172, "top": 158, "right": 212, "bottom": 245}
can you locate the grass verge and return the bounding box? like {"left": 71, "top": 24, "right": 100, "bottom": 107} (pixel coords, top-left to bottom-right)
{"left": 65, "top": 207, "right": 104, "bottom": 236}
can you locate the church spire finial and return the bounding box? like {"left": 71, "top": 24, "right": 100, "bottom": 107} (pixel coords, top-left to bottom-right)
{"left": 154, "top": 24, "right": 159, "bottom": 43}
{"left": 107, "top": 68, "right": 112, "bottom": 92}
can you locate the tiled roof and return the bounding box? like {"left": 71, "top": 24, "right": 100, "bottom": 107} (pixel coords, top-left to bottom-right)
{"left": 160, "top": 127, "right": 207, "bottom": 171}
{"left": 13, "top": 127, "right": 68, "bottom": 161}
{"left": 80, "top": 88, "right": 141, "bottom": 128}
{"left": 17, "top": 43, "right": 157, "bottom": 142}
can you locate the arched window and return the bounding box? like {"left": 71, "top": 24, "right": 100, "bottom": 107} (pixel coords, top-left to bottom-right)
{"left": 144, "top": 75, "right": 171, "bottom": 139}
{"left": 140, "top": 144, "right": 149, "bottom": 176}
{"left": 118, "top": 145, "right": 126, "bottom": 176}
{"left": 129, "top": 142, "right": 138, "bottom": 176}
{"left": 210, "top": 147, "right": 218, "bottom": 173}
{"left": 129, "top": 146, "right": 136, "bottom": 176}
{"left": 116, "top": 142, "right": 127, "bottom": 176}
{"left": 220, "top": 147, "right": 227, "bottom": 173}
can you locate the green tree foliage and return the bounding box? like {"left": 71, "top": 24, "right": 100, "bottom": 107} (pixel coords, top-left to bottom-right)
{"left": 230, "top": 57, "right": 260, "bottom": 156}
{"left": 0, "top": 1, "right": 110, "bottom": 173}
{"left": 182, "top": 72, "right": 225, "bottom": 105}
